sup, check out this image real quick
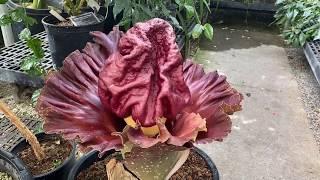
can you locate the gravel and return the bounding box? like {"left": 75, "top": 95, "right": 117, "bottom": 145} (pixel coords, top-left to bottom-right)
{"left": 0, "top": 82, "right": 40, "bottom": 121}
{"left": 286, "top": 48, "right": 320, "bottom": 151}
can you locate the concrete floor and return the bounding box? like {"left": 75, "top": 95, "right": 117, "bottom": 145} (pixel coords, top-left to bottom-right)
{"left": 196, "top": 23, "right": 320, "bottom": 179}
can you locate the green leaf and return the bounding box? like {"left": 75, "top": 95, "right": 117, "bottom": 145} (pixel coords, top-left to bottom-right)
{"left": 26, "top": 37, "right": 44, "bottom": 58}
{"left": 134, "top": 3, "right": 154, "bottom": 18}
{"left": 19, "top": 28, "right": 31, "bottom": 41}
{"left": 0, "top": 14, "right": 13, "bottom": 26}
{"left": 201, "top": 0, "right": 211, "bottom": 12}
{"left": 119, "top": 17, "right": 131, "bottom": 30}
{"left": 113, "top": 0, "right": 127, "bottom": 18}
{"left": 191, "top": 24, "right": 203, "bottom": 39}
{"left": 184, "top": 4, "right": 195, "bottom": 19}
{"left": 52, "top": 159, "right": 62, "bottom": 168}
{"left": 185, "top": 0, "right": 194, "bottom": 6}
{"left": 32, "top": 89, "right": 41, "bottom": 107}
{"left": 0, "top": 0, "right": 7, "bottom": 4}
{"left": 21, "top": 56, "right": 38, "bottom": 71}
{"left": 10, "top": 8, "right": 24, "bottom": 22}
{"left": 123, "top": 144, "right": 190, "bottom": 180}
{"left": 133, "top": 9, "right": 148, "bottom": 24}
{"left": 23, "top": 16, "right": 37, "bottom": 27}
{"left": 314, "top": 29, "right": 320, "bottom": 40}
{"left": 203, "top": 23, "right": 214, "bottom": 40}
{"left": 169, "top": 16, "right": 182, "bottom": 29}
{"left": 20, "top": 55, "right": 45, "bottom": 76}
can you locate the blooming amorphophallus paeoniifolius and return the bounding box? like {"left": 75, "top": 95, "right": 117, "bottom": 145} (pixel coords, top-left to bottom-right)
{"left": 37, "top": 18, "right": 243, "bottom": 179}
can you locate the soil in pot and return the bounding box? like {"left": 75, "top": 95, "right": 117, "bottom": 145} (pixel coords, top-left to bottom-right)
{"left": 0, "top": 172, "right": 13, "bottom": 180}
{"left": 76, "top": 149, "right": 213, "bottom": 180}
{"left": 42, "top": 13, "right": 108, "bottom": 68}
{"left": 17, "top": 136, "right": 72, "bottom": 176}
{"left": 56, "top": 20, "right": 74, "bottom": 27}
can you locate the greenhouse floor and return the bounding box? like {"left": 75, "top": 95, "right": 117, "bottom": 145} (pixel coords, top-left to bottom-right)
{"left": 196, "top": 22, "right": 320, "bottom": 179}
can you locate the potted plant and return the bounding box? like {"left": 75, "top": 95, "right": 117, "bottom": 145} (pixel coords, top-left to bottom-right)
{"left": 5, "top": 0, "right": 56, "bottom": 41}
{"left": 42, "top": 0, "right": 117, "bottom": 68}
{"left": 0, "top": 0, "right": 50, "bottom": 79}
{"left": 69, "top": 146, "right": 220, "bottom": 179}
{"left": 0, "top": 100, "right": 76, "bottom": 179}
{"left": 0, "top": 149, "right": 32, "bottom": 180}
{"left": 36, "top": 18, "right": 243, "bottom": 179}
{"left": 274, "top": 0, "right": 320, "bottom": 47}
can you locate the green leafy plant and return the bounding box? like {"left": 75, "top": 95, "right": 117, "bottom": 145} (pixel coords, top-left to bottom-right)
{"left": 28, "top": 0, "right": 46, "bottom": 9}
{"left": 274, "top": 0, "right": 320, "bottom": 46}
{"left": 0, "top": 6, "right": 36, "bottom": 27}
{"left": 63, "top": 0, "right": 87, "bottom": 16}
{"left": 111, "top": 0, "right": 214, "bottom": 57}
{"left": 52, "top": 159, "right": 62, "bottom": 168}
{"left": 0, "top": 0, "right": 46, "bottom": 76}
{"left": 19, "top": 28, "right": 45, "bottom": 76}
{"left": 112, "top": 0, "right": 180, "bottom": 30}
{"left": 174, "top": 0, "right": 213, "bottom": 56}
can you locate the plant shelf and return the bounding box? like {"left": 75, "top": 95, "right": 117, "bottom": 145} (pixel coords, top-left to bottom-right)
{"left": 0, "top": 32, "right": 53, "bottom": 87}
{"left": 0, "top": 117, "right": 40, "bottom": 151}
{"left": 303, "top": 40, "right": 320, "bottom": 85}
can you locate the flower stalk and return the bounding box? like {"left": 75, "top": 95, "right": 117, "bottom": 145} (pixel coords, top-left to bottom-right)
{"left": 0, "top": 100, "right": 45, "bottom": 161}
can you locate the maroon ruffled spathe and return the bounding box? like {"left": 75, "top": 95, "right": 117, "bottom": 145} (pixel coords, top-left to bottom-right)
{"left": 37, "top": 18, "right": 243, "bottom": 154}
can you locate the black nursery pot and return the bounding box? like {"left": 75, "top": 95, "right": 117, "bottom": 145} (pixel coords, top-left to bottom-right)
{"left": 0, "top": 149, "right": 32, "bottom": 180}
{"left": 7, "top": 0, "right": 51, "bottom": 41}
{"left": 67, "top": 149, "right": 115, "bottom": 180}
{"left": 11, "top": 133, "right": 76, "bottom": 180}
{"left": 42, "top": 13, "right": 108, "bottom": 68}
{"left": 68, "top": 147, "right": 220, "bottom": 180}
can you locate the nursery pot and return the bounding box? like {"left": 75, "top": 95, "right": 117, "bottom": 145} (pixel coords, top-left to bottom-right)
{"left": 0, "top": 149, "right": 32, "bottom": 180}
{"left": 42, "top": 13, "right": 108, "bottom": 68}
{"left": 68, "top": 147, "right": 219, "bottom": 180}
{"left": 7, "top": 0, "right": 52, "bottom": 41}
{"left": 11, "top": 132, "right": 76, "bottom": 180}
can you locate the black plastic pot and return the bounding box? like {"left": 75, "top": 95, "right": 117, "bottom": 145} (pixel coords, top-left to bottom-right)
{"left": 68, "top": 147, "right": 219, "bottom": 180}
{"left": 0, "top": 149, "right": 32, "bottom": 180}
{"left": 11, "top": 133, "right": 76, "bottom": 180}
{"left": 42, "top": 10, "right": 117, "bottom": 68}
{"left": 7, "top": 0, "right": 52, "bottom": 41}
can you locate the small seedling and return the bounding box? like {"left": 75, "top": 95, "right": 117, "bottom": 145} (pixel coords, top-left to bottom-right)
{"left": 52, "top": 159, "right": 62, "bottom": 168}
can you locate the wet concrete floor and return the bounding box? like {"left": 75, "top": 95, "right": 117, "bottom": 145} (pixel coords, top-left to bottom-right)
{"left": 196, "top": 22, "right": 320, "bottom": 180}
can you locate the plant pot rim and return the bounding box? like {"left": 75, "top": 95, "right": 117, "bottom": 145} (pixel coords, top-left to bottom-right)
{"left": 68, "top": 147, "right": 219, "bottom": 180}
{"left": 42, "top": 13, "right": 106, "bottom": 30}
{"left": 7, "top": 0, "right": 50, "bottom": 11}
{"left": 0, "top": 149, "right": 33, "bottom": 180}
{"left": 11, "top": 132, "right": 76, "bottom": 178}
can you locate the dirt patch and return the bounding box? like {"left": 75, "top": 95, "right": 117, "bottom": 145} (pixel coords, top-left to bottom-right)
{"left": 0, "top": 172, "right": 13, "bottom": 180}
{"left": 77, "top": 149, "right": 213, "bottom": 180}
{"left": 17, "top": 136, "right": 72, "bottom": 176}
